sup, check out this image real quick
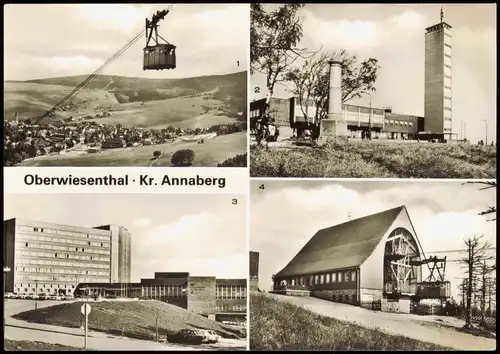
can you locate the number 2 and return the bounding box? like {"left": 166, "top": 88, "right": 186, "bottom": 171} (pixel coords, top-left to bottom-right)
{"left": 254, "top": 87, "right": 260, "bottom": 94}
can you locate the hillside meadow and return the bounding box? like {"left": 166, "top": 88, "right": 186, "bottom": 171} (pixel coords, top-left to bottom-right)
{"left": 250, "top": 140, "right": 496, "bottom": 179}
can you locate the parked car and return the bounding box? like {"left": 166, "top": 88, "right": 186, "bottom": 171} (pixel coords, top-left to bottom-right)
{"left": 167, "top": 329, "right": 213, "bottom": 345}
{"left": 38, "top": 293, "right": 49, "bottom": 300}
{"left": 204, "top": 330, "right": 221, "bottom": 343}
{"left": 5, "top": 293, "right": 14, "bottom": 299}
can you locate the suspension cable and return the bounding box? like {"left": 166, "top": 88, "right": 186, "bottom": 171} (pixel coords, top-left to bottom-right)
{"left": 35, "top": 29, "right": 146, "bottom": 125}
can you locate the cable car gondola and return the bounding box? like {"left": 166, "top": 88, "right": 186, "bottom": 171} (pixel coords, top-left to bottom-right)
{"left": 33, "top": 7, "right": 176, "bottom": 126}
{"left": 143, "top": 9, "right": 176, "bottom": 71}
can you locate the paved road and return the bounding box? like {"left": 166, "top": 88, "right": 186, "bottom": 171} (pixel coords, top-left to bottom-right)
{"left": 268, "top": 294, "right": 496, "bottom": 351}
{"left": 4, "top": 300, "right": 246, "bottom": 351}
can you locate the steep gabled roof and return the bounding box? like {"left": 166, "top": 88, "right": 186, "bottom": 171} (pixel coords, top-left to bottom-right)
{"left": 275, "top": 206, "right": 406, "bottom": 278}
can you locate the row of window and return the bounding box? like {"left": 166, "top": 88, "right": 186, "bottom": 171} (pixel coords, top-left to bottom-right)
{"left": 18, "top": 250, "right": 110, "bottom": 262}
{"left": 142, "top": 285, "right": 185, "bottom": 298}
{"left": 289, "top": 269, "right": 357, "bottom": 287}
{"left": 216, "top": 304, "right": 246, "bottom": 312}
{"left": 19, "top": 225, "right": 109, "bottom": 241}
{"left": 18, "top": 242, "right": 109, "bottom": 255}
{"left": 16, "top": 259, "right": 109, "bottom": 269}
{"left": 16, "top": 283, "right": 74, "bottom": 290}
{"left": 216, "top": 285, "right": 247, "bottom": 300}
{"left": 15, "top": 266, "right": 108, "bottom": 276}
{"left": 250, "top": 109, "right": 261, "bottom": 118}
{"left": 17, "top": 275, "right": 108, "bottom": 282}
{"left": 385, "top": 120, "right": 414, "bottom": 127}
{"left": 17, "top": 234, "right": 110, "bottom": 248}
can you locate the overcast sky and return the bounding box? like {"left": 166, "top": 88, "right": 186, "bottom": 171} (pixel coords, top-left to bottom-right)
{"left": 251, "top": 3, "right": 497, "bottom": 144}
{"left": 4, "top": 194, "right": 247, "bottom": 280}
{"left": 250, "top": 180, "right": 497, "bottom": 300}
{"left": 4, "top": 4, "right": 248, "bottom": 80}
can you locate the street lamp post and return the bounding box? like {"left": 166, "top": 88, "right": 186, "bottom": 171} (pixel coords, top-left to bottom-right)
{"left": 367, "top": 93, "right": 372, "bottom": 140}
{"left": 4, "top": 267, "right": 11, "bottom": 337}
{"left": 480, "top": 119, "right": 488, "bottom": 145}
{"left": 34, "top": 280, "right": 38, "bottom": 311}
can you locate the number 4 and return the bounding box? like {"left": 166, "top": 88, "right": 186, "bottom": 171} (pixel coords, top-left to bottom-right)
{"left": 259, "top": 184, "right": 265, "bottom": 190}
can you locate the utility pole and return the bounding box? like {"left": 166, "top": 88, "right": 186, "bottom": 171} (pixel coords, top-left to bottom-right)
{"left": 481, "top": 260, "right": 486, "bottom": 326}
{"left": 466, "top": 240, "right": 474, "bottom": 328}
{"left": 462, "top": 278, "right": 466, "bottom": 313}
{"left": 156, "top": 311, "right": 159, "bottom": 342}
{"left": 487, "top": 276, "right": 492, "bottom": 316}
{"left": 4, "top": 267, "right": 11, "bottom": 337}
{"left": 480, "top": 119, "right": 488, "bottom": 145}
{"left": 367, "top": 93, "right": 372, "bottom": 140}
{"left": 35, "top": 280, "right": 38, "bottom": 311}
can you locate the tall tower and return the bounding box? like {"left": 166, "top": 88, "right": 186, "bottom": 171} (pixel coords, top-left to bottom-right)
{"left": 424, "top": 7, "right": 452, "bottom": 136}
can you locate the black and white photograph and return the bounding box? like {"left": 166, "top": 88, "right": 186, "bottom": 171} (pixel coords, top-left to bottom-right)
{"left": 249, "top": 3, "right": 496, "bottom": 178}
{"left": 4, "top": 4, "right": 248, "bottom": 168}
{"left": 3, "top": 193, "right": 248, "bottom": 351}
{"left": 249, "top": 180, "right": 496, "bottom": 350}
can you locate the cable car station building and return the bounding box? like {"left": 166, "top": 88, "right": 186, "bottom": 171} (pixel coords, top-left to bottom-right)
{"left": 273, "top": 206, "right": 450, "bottom": 314}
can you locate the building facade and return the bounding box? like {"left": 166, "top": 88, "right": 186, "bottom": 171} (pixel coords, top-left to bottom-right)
{"left": 75, "top": 272, "right": 247, "bottom": 322}
{"left": 424, "top": 15, "right": 453, "bottom": 135}
{"left": 250, "top": 97, "right": 424, "bottom": 140}
{"left": 273, "top": 206, "right": 431, "bottom": 314}
{"left": 2, "top": 218, "right": 130, "bottom": 296}
{"left": 94, "top": 225, "right": 132, "bottom": 283}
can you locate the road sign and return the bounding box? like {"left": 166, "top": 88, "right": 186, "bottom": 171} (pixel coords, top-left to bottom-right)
{"left": 81, "top": 303, "right": 91, "bottom": 316}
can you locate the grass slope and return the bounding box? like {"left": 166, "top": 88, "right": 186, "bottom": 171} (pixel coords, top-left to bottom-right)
{"left": 4, "top": 339, "right": 89, "bottom": 351}
{"left": 250, "top": 141, "right": 496, "bottom": 178}
{"left": 4, "top": 71, "right": 247, "bottom": 123}
{"left": 20, "top": 131, "right": 247, "bottom": 167}
{"left": 250, "top": 293, "right": 449, "bottom": 351}
{"left": 13, "top": 300, "right": 243, "bottom": 342}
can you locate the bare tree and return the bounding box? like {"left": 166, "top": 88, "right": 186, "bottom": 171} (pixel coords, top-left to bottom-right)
{"left": 459, "top": 235, "right": 494, "bottom": 329}
{"left": 250, "top": 4, "right": 316, "bottom": 106}
{"left": 286, "top": 49, "right": 380, "bottom": 122}
{"left": 479, "top": 260, "right": 496, "bottom": 326}
{"left": 462, "top": 181, "right": 497, "bottom": 221}
{"left": 284, "top": 52, "right": 330, "bottom": 123}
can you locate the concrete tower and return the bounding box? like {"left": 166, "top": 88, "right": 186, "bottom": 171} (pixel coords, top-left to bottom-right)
{"left": 424, "top": 7, "right": 453, "bottom": 136}
{"left": 319, "top": 60, "right": 348, "bottom": 143}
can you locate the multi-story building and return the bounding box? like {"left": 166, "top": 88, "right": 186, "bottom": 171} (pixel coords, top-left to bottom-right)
{"left": 3, "top": 218, "right": 131, "bottom": 295}
{"left": 94, "top": 225, "right": 131, "bottom": 283}
{"left": 250, "top": 97, "right": 424, "bottom": 140}
{"left": 424, "top": 10, "right": 453, "bottom": 136}
{"left": 75, "top": 272, "right": 247, "bottom": 323}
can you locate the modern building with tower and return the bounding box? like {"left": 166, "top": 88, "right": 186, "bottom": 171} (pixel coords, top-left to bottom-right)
{"left": 272, "top": 206, "right": 450, "bottom": 314}
{"left": 3, "top": 218, "right": 132, "bottom": 296}
{"left": 424, "top": 8, "right": 453, "bottom": 137}
{"left": 75, "top": 272, "right": 247, "bottom": 323}
{"left": 250, "top": 9, "right": 456, "bottom": 142}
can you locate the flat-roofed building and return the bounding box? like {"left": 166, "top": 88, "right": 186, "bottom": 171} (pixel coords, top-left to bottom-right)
{"left": 76, "top": 272, "right": 247, "bottom": 323}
